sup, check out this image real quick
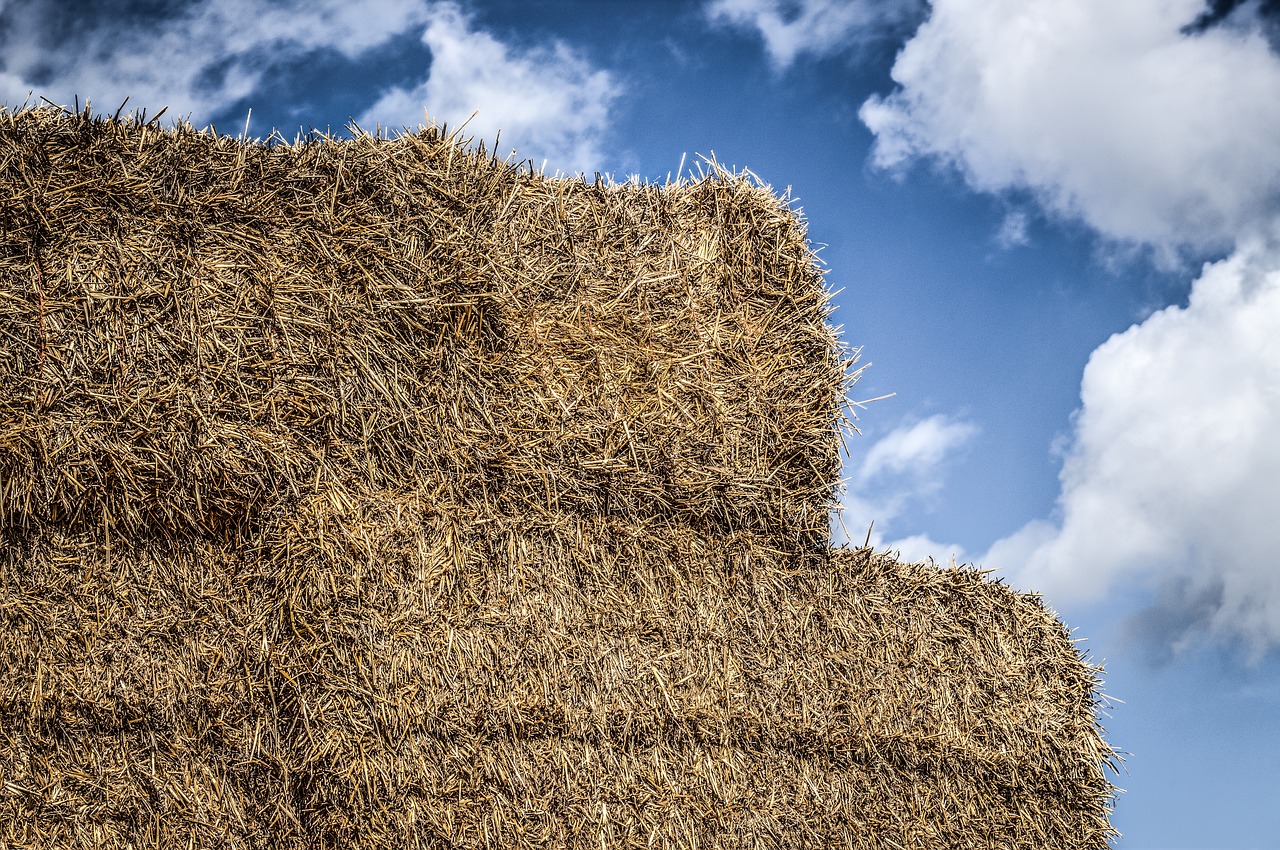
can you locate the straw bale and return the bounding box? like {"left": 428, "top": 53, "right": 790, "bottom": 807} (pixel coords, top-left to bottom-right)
{"left": 0, "top": 106, "right": 843, "bottom": 546}
{"left": 0, "top": 104, "right": 1117, "bottom": 849}
{"left": 2, "top": 495, "right": 1115, "bottom": 849}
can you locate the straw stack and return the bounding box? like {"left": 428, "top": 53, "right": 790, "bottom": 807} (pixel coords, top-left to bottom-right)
{"left": 0, "top": 105, "right": 1118, "bottom": 849}
{"left": 0, "top": 105, "right": 841, "bottom": 545}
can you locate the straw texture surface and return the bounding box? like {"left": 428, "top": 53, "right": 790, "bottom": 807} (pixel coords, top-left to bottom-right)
{"left": 0, "top": 106, "right": 1117, "bottom": 849}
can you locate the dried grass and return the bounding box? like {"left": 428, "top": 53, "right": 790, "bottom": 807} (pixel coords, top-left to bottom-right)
{"left": 0, "top": 105, "right": 1117, "bottom": 849}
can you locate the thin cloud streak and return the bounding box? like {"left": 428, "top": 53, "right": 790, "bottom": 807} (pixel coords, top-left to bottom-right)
{"left": 0, "top": 0, "right": 433, "bottom": 122}
{"left": 860, "top": 414, "right": 978, "bottom": 481}
{"left": 705, "top": 0, "right": 924, "bottom": 68}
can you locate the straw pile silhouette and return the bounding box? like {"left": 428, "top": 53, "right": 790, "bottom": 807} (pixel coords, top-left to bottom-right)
{"left": 0, "top": 105, "right": 1118, "bottom": 849}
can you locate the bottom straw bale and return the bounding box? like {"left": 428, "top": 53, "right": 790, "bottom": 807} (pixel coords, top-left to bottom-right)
{"left": 0, "top": 487, "right": 1117, "bottom": 849}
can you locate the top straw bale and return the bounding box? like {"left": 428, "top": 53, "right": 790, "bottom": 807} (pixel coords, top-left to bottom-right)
{"left": 0, "top": 106, "right": 848, "bottom": 544}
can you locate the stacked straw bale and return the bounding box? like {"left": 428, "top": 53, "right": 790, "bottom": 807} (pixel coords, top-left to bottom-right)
{"left": 0, "top": 105, "right": 840, "bottom": 544}
{"left": 0, "top": 106, "right": 1118, "bottom": 849}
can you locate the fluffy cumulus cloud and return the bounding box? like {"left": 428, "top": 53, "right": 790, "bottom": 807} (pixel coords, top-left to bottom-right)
{"left": 706, "top": 0, "right": 924, "bottom": 68}
{"left": 859, "top": 0, "right": 1280, "bottom": 257}
{"left": 862, "top": 0, "right": 1280, "bottom": 651}
{"left": 0, "top": 0, "right": 434, "bottom": 121}
{"left": 0, "top": 0, "right": 619, "bottom": 172}
{"left": 989, "top": 242, "right": 1280, "bottom": 652}
{"left": 834, "top": 415, "right": 976, "bottom": 562}
{"left": 359, "top": 3, "right": 620, "bottom": 174}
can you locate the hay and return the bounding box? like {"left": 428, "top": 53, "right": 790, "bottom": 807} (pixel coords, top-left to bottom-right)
{"left": 0, "top": 105, "right": 1117, "bottom": 849}
{"left": 0, "top": 105, "right": 841, "bottom": 546}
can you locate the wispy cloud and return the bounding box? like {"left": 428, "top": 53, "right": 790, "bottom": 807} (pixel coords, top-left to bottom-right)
{"left": 0, "top": 0, "right": 620, "bottom": 173}
{"left": 859, "top": 414, "right": 979, "bottom": 481}
{"left": 0, "top": 0, "right": 433, "bottom": 121}
{"left": 705, "top": 0, "right": 924, "bottom": 68}
{"left": 835, "top": 414, "right": 977, "bottom": 562}
{"left": 359, "top": 2, "right": 620, "bottom": 174}
{"left": 995, "top": 209, "right": 1031, "bottom": 249}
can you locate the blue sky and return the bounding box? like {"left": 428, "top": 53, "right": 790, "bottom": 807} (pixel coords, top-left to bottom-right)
{"left": 3, "top": 0, "right": 1279, "bottom": 845}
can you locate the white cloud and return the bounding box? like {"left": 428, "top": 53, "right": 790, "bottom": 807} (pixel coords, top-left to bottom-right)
{"left": 359, "top": 3, "right": 620, "bottom": 174}
{"left": 0, "top": 1, "right": 620, "bottom": 173}
{"left": 0, "top": 0, "right": 433, "bottom": 123}
{"left": 863, "top": 0, "right": 1280, "bottom": 653}
{"left": 833, "top": 415, "right": 976, "bottom": 561}
{"left": 880, "top": 532, "right": 968, "bottom": 566}
{"left": 987, "top": 241, "right": 1280, "bottom": 651}
{"left": 860, "top": 414, "right": 979, "bottom": 480}
{"left": 859, "top": 0, "right": 1280, "bottom": 257}
{"left": 995, "top": 209, "right": 1031, "bottom": 248}
{"left": 706, "top": 0, "right": 924, "bottom": 68}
